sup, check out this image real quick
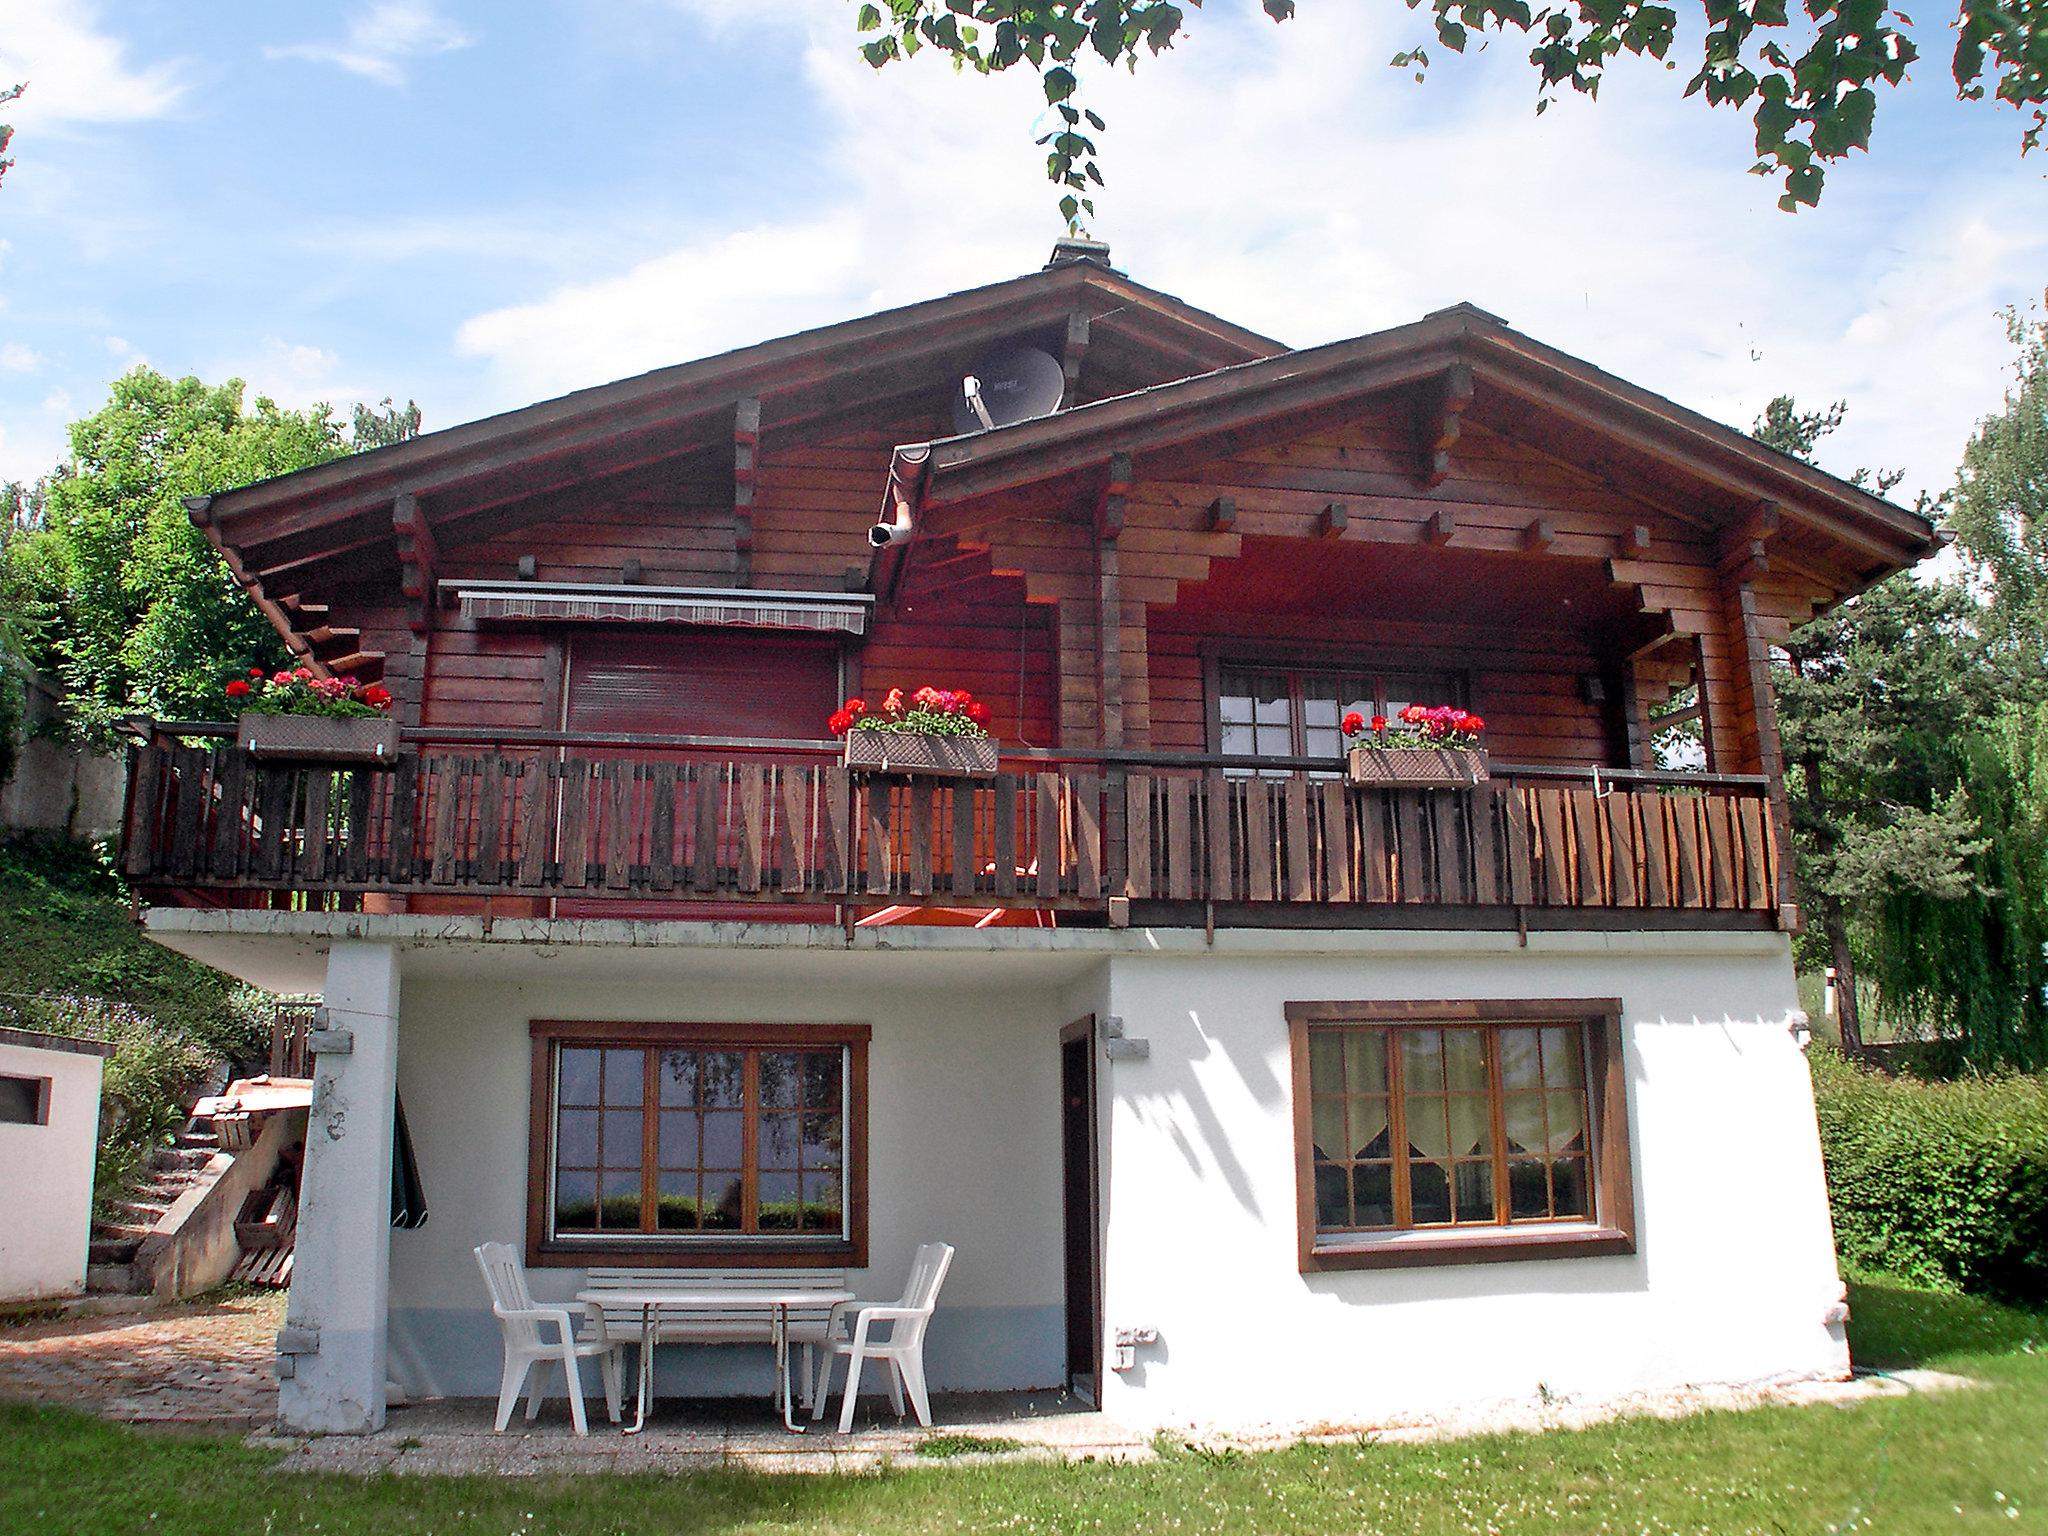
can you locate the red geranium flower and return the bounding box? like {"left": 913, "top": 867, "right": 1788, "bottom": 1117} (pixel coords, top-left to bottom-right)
{"left": 966, "top": 700, "right": 992, "bottom": 727}
{"left": 1466, "top": 715, "right": 1485, "bottom": 733}
{"left": 1371, "top": 715, "right": 1387, "bottom": 732}
{"left": 362, "top": 684, "right": 393, "bottom": 710}
{"left": 883, "top": 687, "right": 904, "bottom": 714}
{"left": 1342, "top": 711, "right": 1364, "bottom": 735}
{"left": 248, "top": 666, "right": 266, "bottom": 679}
{"left": 225, "top": 679, "right": 251, "bottom": 699}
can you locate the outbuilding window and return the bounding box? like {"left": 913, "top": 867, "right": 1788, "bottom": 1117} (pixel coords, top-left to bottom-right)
{"left": 1287, "top": 1000, "right": 1635, "bottom": 1269}
{"left": 0, "top": 1073, "right": 50, "bottom": 1126}
{"left": 527, "top": 1021, "right": 868, "bottom": 1267}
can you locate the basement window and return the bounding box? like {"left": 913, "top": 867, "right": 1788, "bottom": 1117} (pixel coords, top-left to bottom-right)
{"left": 0, "top": 1074, "right": 51, "bottom": 1126}
{"left": 1286, "top": 1000, "right": 1636, "bottom": 1270}
{"left": 527, "top": 1021, "right": 868, "bottom": 1268}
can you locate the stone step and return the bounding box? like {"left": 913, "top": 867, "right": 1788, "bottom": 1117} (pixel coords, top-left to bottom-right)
{"left": 152, "top": 1146, "right": 215, "bottom": 1171}
{"left": 85, "top": 1263, "right": 138, "bottom": 1294}
{"left": 88, "top": 1236, "right": 140, "bottom": 1265}
{"left": 111, "top": 1199, "right": 172, "bottom": 1225}
{"left": 91, "top": 1219, "right": 158, "bottom": 1243}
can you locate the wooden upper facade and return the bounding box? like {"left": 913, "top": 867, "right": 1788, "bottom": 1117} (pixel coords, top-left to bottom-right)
{"left": 134, "top": 243, "right": 1938, "bottom": 931}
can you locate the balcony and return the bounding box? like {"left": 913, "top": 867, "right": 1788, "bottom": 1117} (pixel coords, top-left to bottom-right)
{"left": 123, "top": 728, "right": 1786, "bottom": 932}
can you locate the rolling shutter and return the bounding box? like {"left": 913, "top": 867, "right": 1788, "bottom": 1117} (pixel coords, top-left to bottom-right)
{"left": 565, "top": 633, "right": 840, "bottom": 739}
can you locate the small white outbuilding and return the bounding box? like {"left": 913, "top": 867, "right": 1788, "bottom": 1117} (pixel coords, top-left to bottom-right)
{"left": 0, "top": 1026, "right": 116, "bottom": 1303}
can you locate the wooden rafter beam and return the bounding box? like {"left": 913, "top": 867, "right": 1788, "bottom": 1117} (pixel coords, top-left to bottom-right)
{"left": 1063, "top": 309, "right": 1091, "bottom": 399}
{"left": 1418, "top": 361, "right": 1475, "bottom": 490}
{"left": 392, "top": 492, "right": 438, "bottom": 635}
{"left": 1096, "top": 450, "right": 1131, "bottom": 543}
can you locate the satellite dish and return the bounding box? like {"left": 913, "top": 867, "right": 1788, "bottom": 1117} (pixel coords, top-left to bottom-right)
{"left": 951, "top": 346, "right": 1065, "bottom": 435}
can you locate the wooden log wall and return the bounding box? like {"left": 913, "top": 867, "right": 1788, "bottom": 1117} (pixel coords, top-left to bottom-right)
{"left": 299, "top": 383, "right": 1833, "bottom": 805}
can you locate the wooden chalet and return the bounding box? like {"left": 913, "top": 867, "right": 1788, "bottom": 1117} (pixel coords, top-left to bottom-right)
{"left": 131, "top": 242, "right": 1934, "bottom": 933}
{"left": 127, "top": 241, "right": 1936, "bottom": 1440}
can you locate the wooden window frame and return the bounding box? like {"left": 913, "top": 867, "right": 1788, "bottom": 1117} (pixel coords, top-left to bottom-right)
{"left": 527, "top": 1020, "right": 869, "bottom": 1269}
{"left": 0, "top": 1073, "right": 52, "bottom": 1127}
{"left": 1200, "top": 640, "right": 1475, "bottom": 759}
{"left": 1286, "top": 999, "right": 1636, "bottom": 1271}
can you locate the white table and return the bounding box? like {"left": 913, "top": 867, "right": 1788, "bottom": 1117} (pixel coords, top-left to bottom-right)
{"left": 575, "top": 1286, "right": 854, "bottom": 1434}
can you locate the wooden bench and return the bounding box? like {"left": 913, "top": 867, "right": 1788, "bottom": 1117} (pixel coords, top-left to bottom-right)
{"left": 583, "top": 1268, "right": 849, "bottom": 1406}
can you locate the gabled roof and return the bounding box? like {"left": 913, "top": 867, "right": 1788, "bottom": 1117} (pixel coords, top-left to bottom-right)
{"left": 192, "top": 256, "right": 1282, "bottom": 598}
{"left": 888, "top": 303, "right": 1940, "bottom": 602}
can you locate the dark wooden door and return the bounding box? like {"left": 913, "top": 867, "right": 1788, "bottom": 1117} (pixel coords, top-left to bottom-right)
{"left": 1060, "top": 1017, "right": 1102, "bottom": 1402}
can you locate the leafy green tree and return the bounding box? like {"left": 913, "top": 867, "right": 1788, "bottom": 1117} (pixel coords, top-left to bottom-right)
{"left": 855, "top": 0, "right": 2047, "bottom": 225}
{"left": 4, "top": 370, "right": 370, "bottom": 743}
{"left": 351, "top": 397, "right": 424, "bottom": 451}
{"left": 1949, "top": 300, "right": 2048, "bottom": 687}
{"left": 1763, "top": 380, "right": 2048, "bottom": 1070}
{"left": 1778, "top": 574, "right": 1996, "bottom": 1057}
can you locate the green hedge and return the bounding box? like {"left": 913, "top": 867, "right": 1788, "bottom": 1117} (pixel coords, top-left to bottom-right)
{"left": 1811, "top": 1047, "right": 2048, "bottom": 1302}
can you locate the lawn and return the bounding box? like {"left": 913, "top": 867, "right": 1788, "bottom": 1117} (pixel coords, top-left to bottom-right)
{"left": 1, "top": 1276, "right": 2042, "bottom": 1535}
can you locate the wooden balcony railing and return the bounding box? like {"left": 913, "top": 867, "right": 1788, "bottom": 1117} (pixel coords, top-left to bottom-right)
{"left": 123, "top": 728, "right": 1785, "bottom": 928}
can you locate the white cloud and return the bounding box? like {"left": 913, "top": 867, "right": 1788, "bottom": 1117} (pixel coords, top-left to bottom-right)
{"left": 0, "top": 0, "right": 187, "bottom": 126}
{"left": 447, "top": 3, "right": 2036, "bottom": 507}
{"left": 266, "top": 3, "right": 474, "bottom": 87}
{"left": 40, "top": 387, "right": 72, "bottom": 416}
{"left": 455, "top": 218, "right": 871, "bottom": 403}
{"left": 0, "top": 343, "right": 40, "bottom": 373}
{"left": 208, "top": 337, "right": 375, "bottom": 417}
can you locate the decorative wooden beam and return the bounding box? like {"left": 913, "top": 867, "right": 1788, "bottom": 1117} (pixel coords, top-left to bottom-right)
{"left": 185, "top": 494, "right": 321, "bottom": 668}
{"left": 733, "top": 397, "right": 760, "bottom": 514}
{"left": 1424, "top": 508, "right": 1456, "bottom": 546}
{"left": 1206, "top": 495, "right": 1237, "bottom": 533}
{"left": 1096, "top": 450, "right": 1132, "bottom": 543}
{"left": 1418, "top": 360, "right": 1475, "bottom": 489}
{"left": 392, "top": 492, "right": 439, "bottom": 635}
{"left": 1717, "top": 499, "right": 1779, "bottom": 583}
{"left": 1063, "top": 309, "right": 1091, "bottom": 399}
{"left": 1318, "top": 501, "right": 1348, "bottom": 538}
{"left": 1522, "top": 517, "right": 1555, "bottom": 553}
{"left": 733, "top": 510, "right": 755, "bottom": 586}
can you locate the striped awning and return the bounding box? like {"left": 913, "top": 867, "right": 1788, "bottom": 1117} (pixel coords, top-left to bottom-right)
{"left": 444, "top": 581, "right": 872, "bottom": 635}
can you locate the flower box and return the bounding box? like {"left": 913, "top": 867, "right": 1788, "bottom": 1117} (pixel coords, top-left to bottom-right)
{"left": 842, "top": 731, "right": 999, "bottom": 779}
{"left": 1346, "top": 745, "right": 1489, "bottom": 788}
{"left": 236, "top": 713, "right": 402, "bottom": 766}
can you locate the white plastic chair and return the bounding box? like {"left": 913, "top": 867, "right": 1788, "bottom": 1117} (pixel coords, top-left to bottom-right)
{"left": 813, "top": 1241, "right": 955, "bottom": 1433}
{"left": 473, "top": 1241, "right": 624, "bottom": 1435}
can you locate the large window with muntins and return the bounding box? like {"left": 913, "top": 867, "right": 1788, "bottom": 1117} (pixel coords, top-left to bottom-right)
{"left": 1287, "top": 1000, "right": 1634, "bottom": 1269}
{"left": 1216, "top": 662, "right": 1464, "bottom": 767}
{"left": 528, "top": 1021, "right": 868, "bottom": 1266}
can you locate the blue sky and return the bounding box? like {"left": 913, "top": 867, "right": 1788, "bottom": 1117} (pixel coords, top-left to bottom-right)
{"left": 3, "top": 0, "right": 2045, "bottom": 510}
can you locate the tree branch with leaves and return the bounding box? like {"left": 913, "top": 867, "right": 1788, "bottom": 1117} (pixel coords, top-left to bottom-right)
{"left": 0, "top": 82, "right": 23, "bottom": 190}
{"left": 854, "top": 0, "right": 2048, "bottom": 226}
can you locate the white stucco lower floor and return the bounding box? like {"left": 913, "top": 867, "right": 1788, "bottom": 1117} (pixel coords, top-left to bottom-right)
{"left": 147, "top": 913, "right": 1847, "bottom": 1434}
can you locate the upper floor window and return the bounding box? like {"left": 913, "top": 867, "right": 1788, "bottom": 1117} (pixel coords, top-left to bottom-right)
{"left": 1216, "top": 660, "right": 1464, "bottom": 769}
{"left": 1286, "top": 1000, "right": 1635, "bottom": 1269}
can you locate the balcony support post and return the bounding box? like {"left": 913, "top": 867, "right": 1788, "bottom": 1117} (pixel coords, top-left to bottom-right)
{"left": 1720, "top": 577, "right": 1799, "bottom": 929}
{"left": 278, "top": 940, "right": 400, "bottom": 1434}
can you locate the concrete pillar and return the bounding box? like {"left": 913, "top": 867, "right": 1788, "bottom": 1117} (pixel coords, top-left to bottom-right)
{"left": 277, "top": 941, "right": 399, "bottom": 1433}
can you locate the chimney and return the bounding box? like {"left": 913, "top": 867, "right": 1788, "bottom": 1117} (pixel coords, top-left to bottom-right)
{"left": 1045, "top": 236, "right": 1114, "bottom": 271}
